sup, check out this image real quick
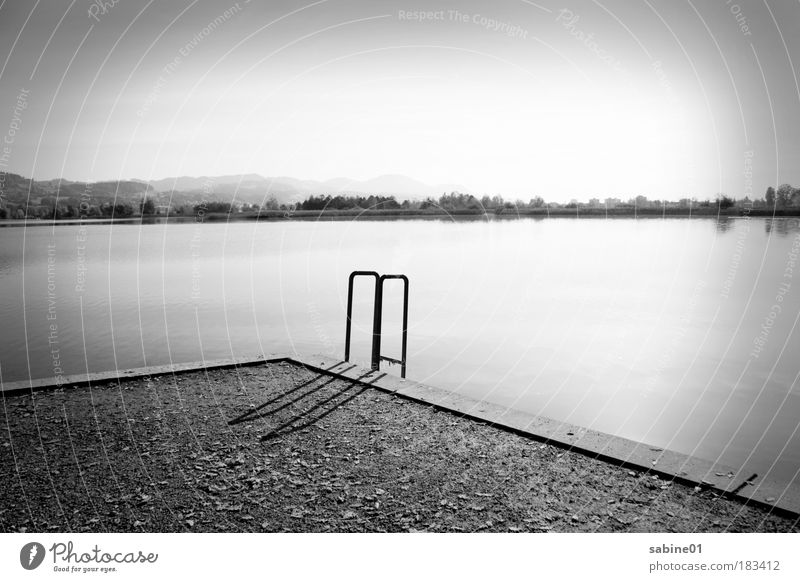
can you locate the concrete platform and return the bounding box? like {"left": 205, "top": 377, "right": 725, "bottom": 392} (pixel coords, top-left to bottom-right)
{"left": 3, "top": 353, "right": 798, "bottom": 518}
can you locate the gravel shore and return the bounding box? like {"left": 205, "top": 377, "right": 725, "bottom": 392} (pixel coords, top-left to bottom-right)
{"left": 2, "top": 361, "right": 797, "bottom": 533}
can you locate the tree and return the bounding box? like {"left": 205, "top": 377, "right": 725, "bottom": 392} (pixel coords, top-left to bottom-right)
{"left": 262, "top": 196, "right": 280, "bottom": 211}
{"left": 765, "top": 186, "right": 775, "bottom": 206}
{"left": 717, "top": 194, "right": 735, "bottom": 210}
{"left": 140, "top": 197, "right": 155, "bottom": 215}
{"left": 419, "top": 197, "right": 437, "bottom": 210}
{"left": 112, "top": 203, "right": 133, "bottom": 217}
{"left": 529, "top": 196, "right": 545, "bottom": 208}
{"left": 777, "top": 184, "right": 792, "bottom": 208}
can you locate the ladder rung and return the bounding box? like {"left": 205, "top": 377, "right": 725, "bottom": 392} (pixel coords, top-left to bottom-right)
{"left": 379, "top": 355, "right": 403, "bottom": 366}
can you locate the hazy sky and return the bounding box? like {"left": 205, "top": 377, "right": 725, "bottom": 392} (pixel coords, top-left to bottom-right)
{"left": 1, "top": 0, "right": 798, "bottom": 201}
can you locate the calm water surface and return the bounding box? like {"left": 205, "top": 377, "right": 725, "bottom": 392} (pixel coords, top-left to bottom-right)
{"left": 1, "top": 217, "right": 799, "bottom": 485}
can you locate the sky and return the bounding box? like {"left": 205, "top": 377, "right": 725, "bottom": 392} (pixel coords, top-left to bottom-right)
{"left": 0, "top": 0, "right": 799, "bottom": 202}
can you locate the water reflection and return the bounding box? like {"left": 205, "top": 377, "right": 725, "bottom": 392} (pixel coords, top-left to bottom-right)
{"left": 764, "top": 217, "right": 800, "bottom": 236}
{"left": 715, "top": 217, "right": 734, "bottom": 233}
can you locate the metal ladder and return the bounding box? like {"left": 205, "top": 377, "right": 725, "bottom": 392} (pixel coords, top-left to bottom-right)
{"left": 343, "top": 271, "right": 409, "bottom": 378}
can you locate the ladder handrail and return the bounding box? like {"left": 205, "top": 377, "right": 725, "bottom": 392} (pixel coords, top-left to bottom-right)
{"left": 344, "top": 271, "right": 379, "bottom": 363}
{"left": 344, "top": 271, "right": 409, "bottom": 378}
{"left": 376, "top": 274, "right": 409, "bottom": 379}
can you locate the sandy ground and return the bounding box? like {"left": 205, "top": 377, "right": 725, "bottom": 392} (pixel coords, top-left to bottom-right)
{"left": 1, "top": 361, "right": 798, "bottom": 533}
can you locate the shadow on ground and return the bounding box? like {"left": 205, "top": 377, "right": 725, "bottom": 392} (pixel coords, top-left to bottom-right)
{"left": 228, "top": 365, "right": 386, "bottom": 441}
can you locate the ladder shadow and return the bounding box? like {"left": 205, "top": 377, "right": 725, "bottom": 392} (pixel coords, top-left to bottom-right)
{"left": 227, "top": 362, "right": 357, "bottom": 427}
{"left": 260, "top": 370, "right": 386, "bottom": 441}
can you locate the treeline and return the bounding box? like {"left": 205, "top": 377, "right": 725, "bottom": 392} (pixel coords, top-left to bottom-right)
{"left": 276, "top": 192, "right": 544, "bottom": 213}
{"left": 276, "top": 186, "right": 800, "bottom": 213}
{"left": 4, "top": 181, "right": 800, "bottom": 220}
{"left": 300, "top": 194, "right": 402, "bottom": 210}
{"left": 0, "top": 197, "right": 157, "bottom": 219}
{"left": 765, "top": 184, "right": 800, "bottom": 208}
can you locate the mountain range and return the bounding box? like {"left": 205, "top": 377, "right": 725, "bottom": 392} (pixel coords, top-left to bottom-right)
{"left": 1, "top": 172, "right": 469, "bottom": 207}
{"left": 137, "top": 173, "right": 470, "bottom": 204}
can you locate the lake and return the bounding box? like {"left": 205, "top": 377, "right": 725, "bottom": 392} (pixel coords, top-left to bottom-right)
{"left": 1, "top": 216, "right": 799, "bottom": 486}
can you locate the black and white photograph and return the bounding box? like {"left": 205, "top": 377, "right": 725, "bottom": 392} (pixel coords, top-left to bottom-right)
{"left": 1, "top": 0, "right": 799, "bottom": 578}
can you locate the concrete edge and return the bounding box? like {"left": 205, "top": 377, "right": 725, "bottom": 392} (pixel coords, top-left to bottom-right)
{"left": 3, "top": 353, "right": 798, "bottom": 519}
{"left": 0, "top": 353, "right": 291, "bottom": 397}
{"left": 291, "top": 355, "right": 800, "bottom": 520}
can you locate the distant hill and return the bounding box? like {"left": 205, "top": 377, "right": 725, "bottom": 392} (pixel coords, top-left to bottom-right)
{"left": 1, "top": 171, "right": 471, "bottom": 216}
{"left": 1, "top": 173, "right": 151, "bottom": 203}
{"left": 319, "top": 174, "right": 469, "bottom": 199}
{"left": 136, "top": 173, "right": 470, "bottom": 204}
{"left": 141, "top": 174, "right": 266, "bottom": 194}
{"left": 0, "top": 173, "right": 48, "bottom": 200}
{"left": 0, "top": 172, "right": 156, "bottom": 218}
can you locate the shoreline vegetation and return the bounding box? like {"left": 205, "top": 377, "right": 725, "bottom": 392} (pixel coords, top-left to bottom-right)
{"left": 3, "top": 206, "right": 800, "bottom": 227}
{"left": 1, "top": 171, "right": 799, "bottom": 222}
